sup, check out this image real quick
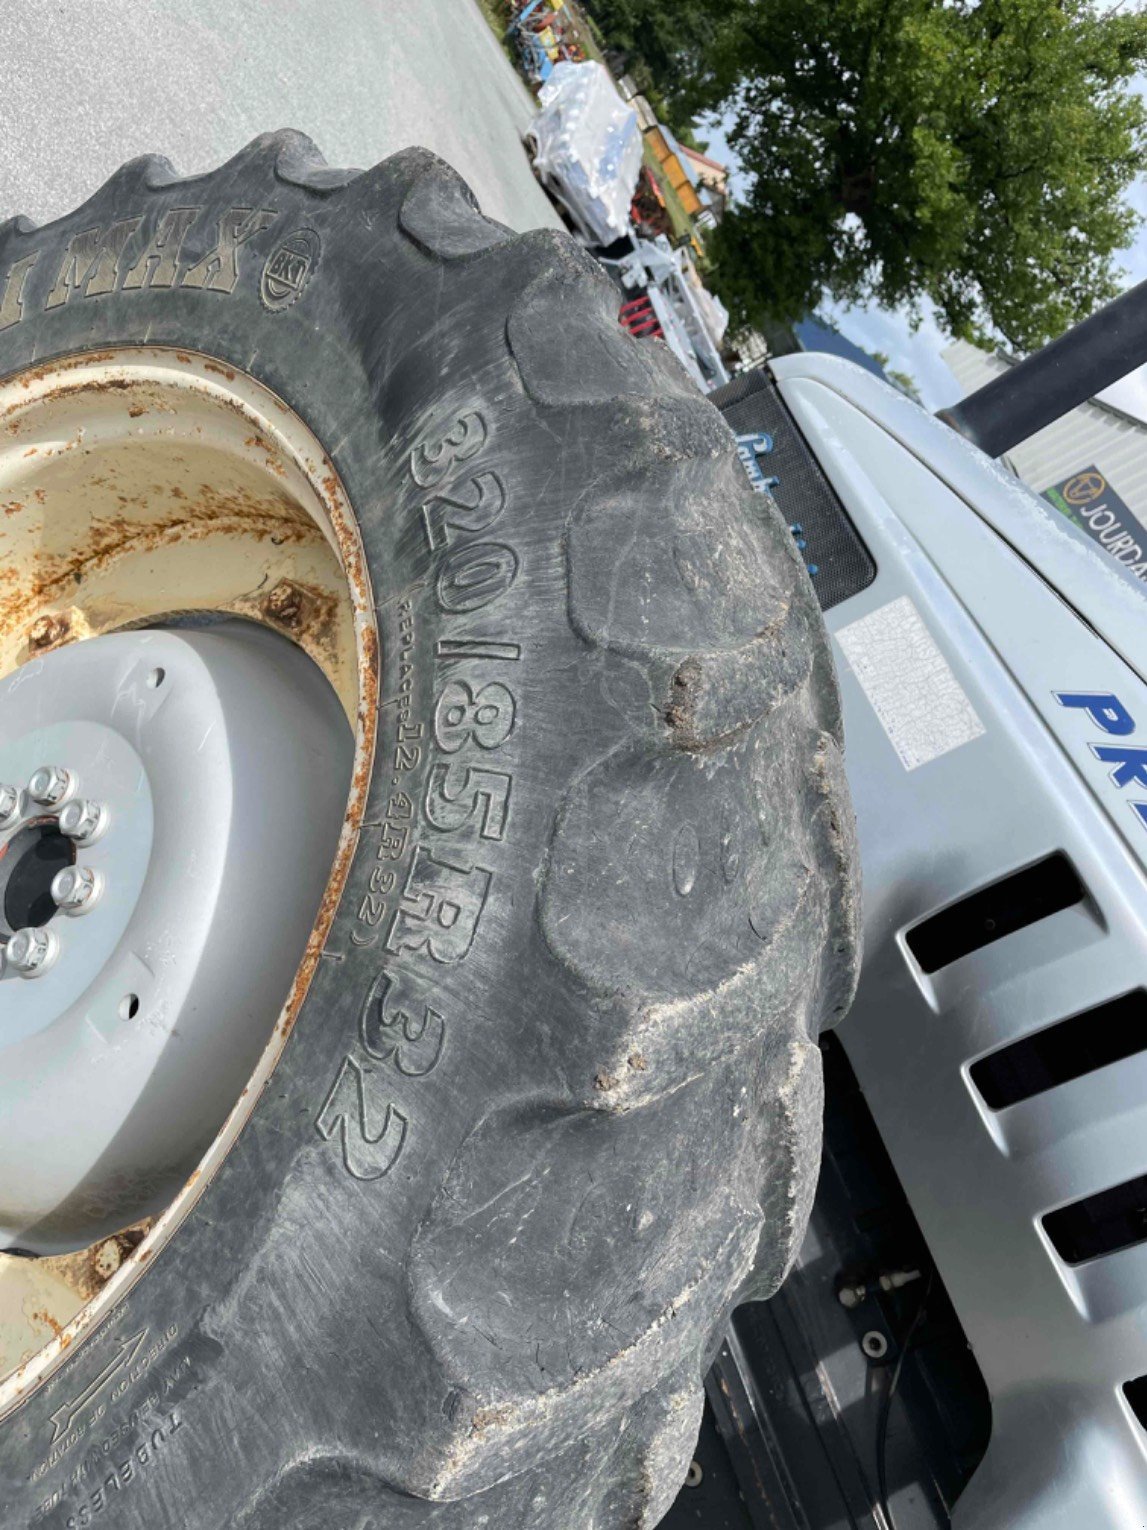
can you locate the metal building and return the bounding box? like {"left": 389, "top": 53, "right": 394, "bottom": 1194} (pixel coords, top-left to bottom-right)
{"left": 944, "top": 338, "right": 1147, "bottom": 582}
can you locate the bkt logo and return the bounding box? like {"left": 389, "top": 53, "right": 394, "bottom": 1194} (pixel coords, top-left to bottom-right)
{"left": 1055, "top": 690, "right": 1147, "bottom": 833}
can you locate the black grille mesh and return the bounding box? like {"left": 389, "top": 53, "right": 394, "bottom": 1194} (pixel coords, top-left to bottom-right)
{"left": 711, "top": 367, "right": 876, "bottom": 612}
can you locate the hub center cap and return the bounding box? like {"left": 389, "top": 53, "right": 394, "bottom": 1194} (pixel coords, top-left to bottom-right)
{"left": 3, "top": 823, "right": 76, "bottom": 932}
{"left": 0, "top": 622, "right": 352, "bottom": 1254}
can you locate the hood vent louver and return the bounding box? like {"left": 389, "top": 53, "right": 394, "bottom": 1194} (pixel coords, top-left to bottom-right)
{"left": 907, "top": 853, "right": 1084, "bottom": 975}
{"left": 1043, "top": 1173, "right": 1147, "bottom": 1265}
{"left": 1125, "top": 1376, "right": 1147, "bottom": 1430}
{"left": 971, "top": 990, "right": 1147, "bottom": 1110}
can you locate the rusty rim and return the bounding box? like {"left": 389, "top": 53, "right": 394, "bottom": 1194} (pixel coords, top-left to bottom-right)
{"left": 0, "top": 347, "right": 377, "bottom": 1411}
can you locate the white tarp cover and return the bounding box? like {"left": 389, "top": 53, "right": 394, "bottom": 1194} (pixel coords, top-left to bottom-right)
{"left": 529, "top": 61, "right": 643, "bottom": 246}
{"left": 694, "top": 283, "right": 729, "bottom": 347}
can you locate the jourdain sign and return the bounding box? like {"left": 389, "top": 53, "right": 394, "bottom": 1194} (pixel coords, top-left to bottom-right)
{"left": 1043, "top": 466, "right": 1147, "bottom": 582}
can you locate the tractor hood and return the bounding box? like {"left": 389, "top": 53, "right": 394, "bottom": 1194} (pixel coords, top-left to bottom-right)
{"left": 751, "top": 361, "right": 1147, "bottom": 1530}
{"left": 770, "top": 353, "right": 1147, "bottom": 689}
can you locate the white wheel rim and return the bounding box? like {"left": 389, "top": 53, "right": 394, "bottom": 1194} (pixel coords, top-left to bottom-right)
{"left": 0, "top": 347, "right": 377, "bottom": 1411}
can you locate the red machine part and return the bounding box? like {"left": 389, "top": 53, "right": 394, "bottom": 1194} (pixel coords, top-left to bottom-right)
{"left": 619, "top": 293, "right": 663, "bottom": 339}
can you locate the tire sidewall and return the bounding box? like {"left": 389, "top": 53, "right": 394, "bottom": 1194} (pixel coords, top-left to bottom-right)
{"left": 0, "top": 146, "right": 568, "bottom": 1527}
{"left": 0, "top": 139, "right": 857, "bottom": 1530}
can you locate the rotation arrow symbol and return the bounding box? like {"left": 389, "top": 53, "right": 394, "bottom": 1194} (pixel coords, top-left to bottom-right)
{"left": 47, "top": 1328, "right": 148, "bottom": 1444}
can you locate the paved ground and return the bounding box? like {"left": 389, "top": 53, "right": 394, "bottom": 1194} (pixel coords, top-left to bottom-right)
{"left": 0, "top": 0, "right": 562, "bottom": 233}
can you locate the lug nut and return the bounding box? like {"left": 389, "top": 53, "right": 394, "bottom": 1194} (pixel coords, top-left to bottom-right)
{"left": 0, "top": 784, "right": 23, "bottom": 827}
{"left": 51, "top": 864, "right": 103, "bottom": 914}
{"left": 58, "top": 799, "right": 109, "bottom": 845}
{"left": 27, "top": 764, "right": 76, "bottom": 808}
{"left": 6, "top": 926, "right": 59, "bottom": 978}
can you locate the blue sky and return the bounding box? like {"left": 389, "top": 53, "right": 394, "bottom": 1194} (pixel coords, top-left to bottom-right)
{"left": 701, "top": 14, "right": 1147, "bottom": 418}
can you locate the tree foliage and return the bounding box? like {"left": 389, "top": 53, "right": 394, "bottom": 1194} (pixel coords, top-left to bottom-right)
{"left": 580, "top": 0, "right": 729, "bottom": 135}
{"left": 590, "top": 0, "right": 1147, "bottom": 349}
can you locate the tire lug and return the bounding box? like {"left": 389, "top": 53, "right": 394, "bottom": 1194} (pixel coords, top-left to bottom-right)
{"left": 58, "top": 799, "right": 109, "bottom": 845}
{"left": 52, "top": 864, "right": 103, "bottom": 914}
{"left": 27, "top": 764, "right": 76, "bottom": 808}
{"left": 0, "top": 784, "right": 23, "bottom": 827}
{"left": 6, "top": 926, "right": 59, "bottom": 978}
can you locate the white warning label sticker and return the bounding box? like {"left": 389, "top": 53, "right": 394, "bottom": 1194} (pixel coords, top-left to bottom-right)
{"left": 835, "top": 595, "right": 985, "bottom": 771}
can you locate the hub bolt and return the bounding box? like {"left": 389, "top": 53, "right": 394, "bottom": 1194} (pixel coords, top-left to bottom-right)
{"left": 264, "top": 579, "right": 304, "bottom": 629}
{"left": 27, "top": 612, "right": 70, "bottom": 651}
{"left": 52, "top": 864, "right": 103, "bottom": 914}
{"left": 28, "top": 764, "right": 76, "bottom": 808}
{"left": 6, "top": 926, "right": 59, "bottom": 978}
{"left": 58, "top": 799, "right": 109, "bottom": 845}
{"left": 0, "top": 784, "right": 23, "bottom": 827}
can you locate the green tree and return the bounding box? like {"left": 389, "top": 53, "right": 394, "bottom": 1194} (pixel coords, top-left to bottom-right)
{"left": 580, "top": 0, "right": 732, "bottom": 135}
{"left": 628, "top": 0, "right": 1147, "bottom": 350}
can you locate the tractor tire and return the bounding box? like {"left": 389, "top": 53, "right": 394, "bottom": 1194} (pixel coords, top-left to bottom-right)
{"left": 0, "top": 134, "right": 860, "bottom": 1529}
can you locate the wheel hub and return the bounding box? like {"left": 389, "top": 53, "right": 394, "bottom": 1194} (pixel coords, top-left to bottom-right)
{"left": 0, "top": 621, "right": 353, "bottom": 1255}
{"left": 0, "top": 768, "right": 108, "bottom": 976}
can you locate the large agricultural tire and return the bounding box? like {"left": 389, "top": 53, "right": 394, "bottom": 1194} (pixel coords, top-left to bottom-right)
{"left": 0, "top": 134, "right": 860, "bottom": 1529}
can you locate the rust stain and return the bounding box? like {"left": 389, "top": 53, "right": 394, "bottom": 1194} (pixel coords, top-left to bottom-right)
{"left": 0, "top": 484, "right": 320, "bottom": 640}
{"left": 3, "top": 370, "right": 132, "bottom": 425}
{"left": 361, "top": 621, "right": 379, "bottom": 683}
{"left": 29, "top": 1311, "right": 64, "bottom": 1342}
{"left": 7, "top": 350, "right": 117, "bottom": 401}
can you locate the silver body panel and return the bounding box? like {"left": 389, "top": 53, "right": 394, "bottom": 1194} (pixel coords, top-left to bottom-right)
{"left": 772, "top": 353, "right": 1147, "bottom": 1529}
